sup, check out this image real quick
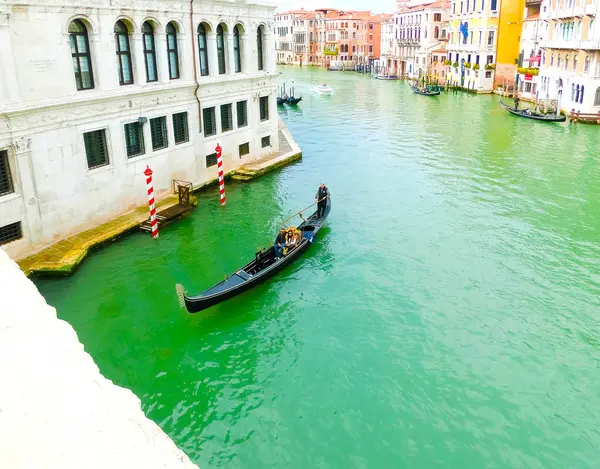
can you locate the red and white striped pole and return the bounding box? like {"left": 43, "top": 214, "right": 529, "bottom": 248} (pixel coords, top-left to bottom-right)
{"left": 216, "top": 143, "right": 226, "bottom": 205}
{"left": 144, "top": 165, "right": 159, "bottom": 239}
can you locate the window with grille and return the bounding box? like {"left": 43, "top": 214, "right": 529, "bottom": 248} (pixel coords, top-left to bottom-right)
{"left": 0, "top": 150, "right": 14, "bottom": 196}
{"left": 142, "top": 22, "right": 158, "bottom": 82}
{"left": 220, "top": 104, "right": 233, "bottom": 132}
{"left": 237, "top": 100, "right": 248, "bottom": 127}
{"left": 206, "top": 152, "right": 217, "bottom": 167}
{"left": 217, "top": 24, "right": 226, "bottom": 74}
{"left": 124, "top": 122, "right": 145, "bottom": 158}
{"left": 239, "top": 142, "right": 249, "bottom": 157}
{"left": 203, "top": 107, "right": 216, "bottom": 136}
{"left": 259, "top": 96, "right": 269, "bottom": 121}
{"left": 83, "top": 129, "right": 109, "bottom": 170}
{"left": 0, "top": 221, "right": 22, "bottom": 246}
{"left": 172, "top": 112, "right": 189, "bottom": 144}
{"left": 261, "top": 135, "right": 271, "bottom": 148}
{"left": 150, "top": 116, "right": 168, "bottom": 151}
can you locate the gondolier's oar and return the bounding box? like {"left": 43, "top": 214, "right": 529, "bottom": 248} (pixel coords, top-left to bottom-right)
{"left": 280, "top": 196, "right": 329, "bottom": 226}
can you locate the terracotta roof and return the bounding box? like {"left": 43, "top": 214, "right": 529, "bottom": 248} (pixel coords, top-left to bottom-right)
{"left": 399, "top": 1, "right": 441, "bottom": 12}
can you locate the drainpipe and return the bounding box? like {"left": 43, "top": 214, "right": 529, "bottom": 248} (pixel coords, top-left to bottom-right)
{"left": 189, "top": 0, "right": 202, "bottom": 133}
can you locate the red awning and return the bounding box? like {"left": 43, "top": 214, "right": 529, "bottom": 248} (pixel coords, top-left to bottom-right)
{"left": 524, "top": 55, "right": 541, "bottom": 63}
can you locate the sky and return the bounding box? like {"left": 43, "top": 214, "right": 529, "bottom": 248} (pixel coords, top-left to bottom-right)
{"left": 273, "top": 0, "right": 396, "bottom": 14}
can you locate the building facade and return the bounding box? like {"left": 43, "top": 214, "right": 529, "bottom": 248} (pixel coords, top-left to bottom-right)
{"left": 395, "top": 1, "right": 449, "bottom": 78}
{"left": 539, "top": 0, "right": 600, "bottom": 113}
{"left": 496, "top": 0, "right": 527, "bottom": 87}
{"left": 516, "top": 0, "right": 547, "bottom": 100}
{"left": 0, "top": 0, "right": 278, "bottom": 260}
{"left": 274, "top": 10, "right": 297, "bottom": 64}
{"left": 447, "top": 0, "right": 500, "bottom": 91}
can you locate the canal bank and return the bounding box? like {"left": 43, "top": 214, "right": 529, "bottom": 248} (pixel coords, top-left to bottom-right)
{"left": 35, "top": 67, "right": 600, "bottom": 469}
{"left": 17, "top": 119, "right": 301, "bottom": 277}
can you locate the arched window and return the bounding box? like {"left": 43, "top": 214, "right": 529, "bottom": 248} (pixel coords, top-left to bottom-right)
{"left": 580, "top": 85, "right": 584, "bottom": 103}
{"left": 257, "top": 26, "right": 264, "bottom": 71}
{"left": 571, "top": 83, "right": 576, "bottom": 101}
{"left": 233, "top": 25, "right": 242, "bottom": 73}
{"left": 434, "top": 26, "right": 439, "bottom": 38}
{"left": 197, "top": 23, "right": 209, "bottom": 76}
{"left": 310, "top": 31, "right": 313, "bottom": 42}
{"left": 595, "top": 87, "right": 600, "bottom": 106}
{"left": 166, "top": 23, "right": 179, "bottom": 80}
{"left": 216, "top": 24, "right": 226, "bottom": 74}
{"left": 69, "top": 20, "right": 94, "bottom": 90}
{"left": 575, "top": 84, "right": 580, "bottom": 102}
{"left": 114, "top": 21, "right": 133, "bottom": 85}
{"left": 565, "top": 54, "right": 569, "bottom": 70}
{"left": 142, "top": 22, "right": 157, "bottom": 82}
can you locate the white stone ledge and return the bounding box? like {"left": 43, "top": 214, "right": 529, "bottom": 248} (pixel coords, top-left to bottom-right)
{"left": 0, "top": 249, "right": 198, "bottom": 469}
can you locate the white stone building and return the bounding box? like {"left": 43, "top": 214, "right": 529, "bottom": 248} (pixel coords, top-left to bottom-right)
{"left": 517, "top": 0, "right": 547, "bottom": 101}
{"left": 380, "top": 18, "right": 396, "bottom": 72}
{"left": 0, "top": 0, "right": 279, "bottom": 261}
{"left": 539, "top": 0, "right": 600, "bottom": 114}
{"left": 274, "top": 10, "right": 297, "bottom": 63}
{"left": 395, "top": 0, "right": 449, "bottom": 78}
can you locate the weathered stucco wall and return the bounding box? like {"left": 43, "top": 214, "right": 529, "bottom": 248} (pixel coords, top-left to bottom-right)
{"left": 0, "top": 248, "right": 198, "bottom": 469}
{"left": 0, "top": 0, "right": 279, "bottom": 260}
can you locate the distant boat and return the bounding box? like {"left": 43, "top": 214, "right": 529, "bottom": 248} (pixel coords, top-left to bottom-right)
{"left": 376, "top": 74, "right": 399, "bottom": 80}
{"left": 312, "top": 84, "right": 334, "bottom": 95}
{"left": 499, "top": 101, "right": 566, "bottom": 122}
{"left": 286, "top": 96, "right": 302, "bottom": 105}
{"left": 411, "top": 85, "right": 440, "bottom": 96}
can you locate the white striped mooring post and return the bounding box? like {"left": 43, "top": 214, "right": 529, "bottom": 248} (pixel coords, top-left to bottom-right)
{"left": 144, "top": 165, "right": 159, "bottom": 239}
{"left": 216, "top": 143, "right": 226, "bottom": 205}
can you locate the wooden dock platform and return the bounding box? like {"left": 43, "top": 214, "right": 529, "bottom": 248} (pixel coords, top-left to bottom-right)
{"left": 140, "top": 203, "right": 194, "bottom": 232}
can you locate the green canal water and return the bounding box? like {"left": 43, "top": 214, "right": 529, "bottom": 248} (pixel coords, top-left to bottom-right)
{"left": 36, "top": 67, "right": 600, "bottom": 468}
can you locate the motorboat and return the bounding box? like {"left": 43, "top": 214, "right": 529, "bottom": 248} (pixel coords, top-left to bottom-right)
{"left": 312, "top": 84, "right": 334, "bottom": 95}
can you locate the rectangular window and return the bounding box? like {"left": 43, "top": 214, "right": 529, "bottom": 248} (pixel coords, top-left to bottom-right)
{"left": 488, "top": 31, "right": 495, "bottom": 45}
{"left": 0, "top": 150, "right": 14, "bottom": 197}
{"left": 491, "top": 0, "right": 497, "bottom": 9}
{"left": 479, "top": 31, "right": 482, "bottom": 44}
{"left": 0, "top": 221, "right": 22, "bottom": 246}
{"left": 239, "top": 142, "right": 250, "bottom": 157}
{"left": 261, "top": 135, "right": 271, "bottom": 148}
{"left": 206, "top": 152, "right": 217, "bottom": 167}
{"left": 83, "top": 129, "right": 109, "bottom": 170}
{"left": 487, "top": 55, "right": 494, "bottom": 64}
{"left": 172, "top": 112, "right": 189, "bottom": 144}
{"left": 203, "top": 107, "right": 216, "bottom": 136}
{"left": 124, "top": 122, "right": 145, "bottom": 158}
{"left": 485, "top": 71, "right": 492, "bottom": 78}
{"left": 150, "top": 116, "right": 168, "bottom": 151}
{"left": 220, "top": 103, "right": 233, "bottom": 132}
{"left": 259, "top": 96, "right": 269, "bottom": 121}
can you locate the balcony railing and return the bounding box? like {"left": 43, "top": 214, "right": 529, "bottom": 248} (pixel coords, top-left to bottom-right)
{"left": 541, "top": 39, "right": 600, "bottom": 50}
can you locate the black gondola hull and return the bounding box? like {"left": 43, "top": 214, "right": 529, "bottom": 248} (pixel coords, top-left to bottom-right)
{"left": 179, "top": 201, "right": 331, "bottom": 313}
{"left": 500, "top": 101, "right": 566, "bottom": 122}
{"left": 411, "top": 86, "right": 440, "bottom": 96}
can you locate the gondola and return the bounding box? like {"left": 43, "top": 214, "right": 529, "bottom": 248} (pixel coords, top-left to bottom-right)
{"left": 277, "top": 96, "right": 286, "bottom": 105}
{"left": 411, "top": 85, "right": 440, "bottom": 96}
{"left": 176, "top": 199, "right": 331, "bottom": 313}
{"left": 286, "top": 96, "right": 302, "bottom": 105}
{"left": 499, "top": 101, "right": 566, "bottom": 122}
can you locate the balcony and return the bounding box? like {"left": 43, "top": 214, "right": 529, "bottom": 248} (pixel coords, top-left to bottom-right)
{"left": 541, "top": 39, "right": 600, "bottom": 50}
{"left": 549, "top": 6, "right": 585, "bottom": 20}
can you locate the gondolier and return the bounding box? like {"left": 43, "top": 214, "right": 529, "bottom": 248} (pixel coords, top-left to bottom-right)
{"left": 315, "top": 183, "right": 330, "bottom": 218}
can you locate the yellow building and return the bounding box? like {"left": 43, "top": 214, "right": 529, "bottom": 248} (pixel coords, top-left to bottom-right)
{"left": 496, "top": 0, "right": 527, "bottom": 88}
{"left": 446, "top": 0, "right": 501, "bottom": 92}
